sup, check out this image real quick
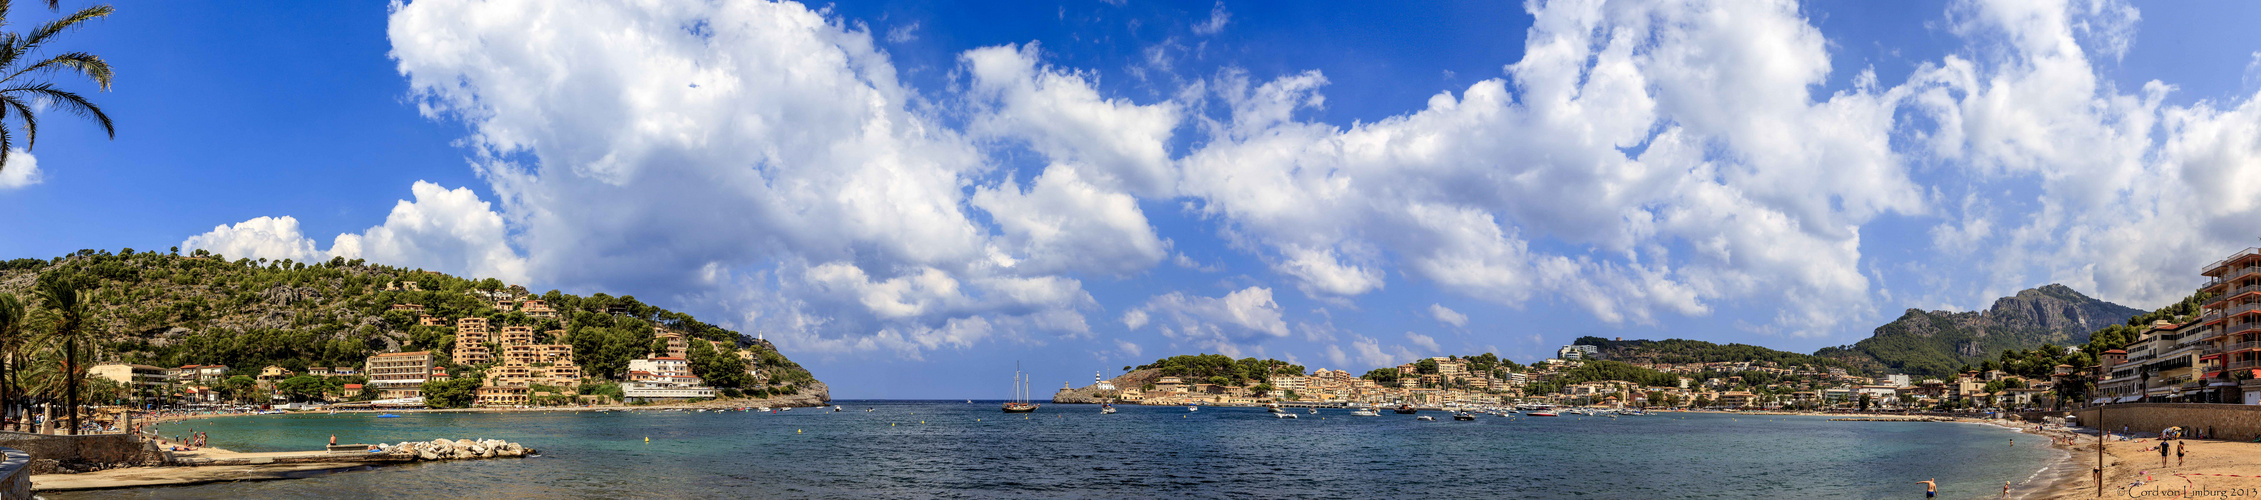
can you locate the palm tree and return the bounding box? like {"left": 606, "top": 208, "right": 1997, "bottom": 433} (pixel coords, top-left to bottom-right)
{"left": 0, "top": 0, "right": 118, "bottom": 175}
{"left": 34, "top": 276, "right": 93, "bottom": 434}
{"left": 0, "top": 293, "right": 25, "bottom": 431}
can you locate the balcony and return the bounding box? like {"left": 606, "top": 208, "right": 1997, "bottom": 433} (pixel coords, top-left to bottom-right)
{"left": 2205, "top": 248, "right": 2261, "bottom": 275}
{"left": 2229, "top": 341, "right": 2261, "bottom": 353}
{"left": 2210, "top": 284, "right": 2261, "bottom": 306}
{"left": 2231, "top": 359, "right": 2261, "bottom": 371}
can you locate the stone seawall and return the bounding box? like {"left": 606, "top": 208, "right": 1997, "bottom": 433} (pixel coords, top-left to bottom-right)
{"left": 0, "top": 433, "right": 165, "bottom": 474}
{"left": 2068, "top": 404, "right": 2261, "bottom": 441}
{"left": 0, "top": 447, "right": 28, "bottom": 500}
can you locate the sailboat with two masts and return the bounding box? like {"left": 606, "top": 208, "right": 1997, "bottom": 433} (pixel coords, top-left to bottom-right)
{"left": 1003, "top": 362, "right": 1040, "bottom": 413}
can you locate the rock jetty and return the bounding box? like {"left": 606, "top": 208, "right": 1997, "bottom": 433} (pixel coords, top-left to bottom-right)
{"left": 377, "top": 439, "right": 535, "bottom": 461}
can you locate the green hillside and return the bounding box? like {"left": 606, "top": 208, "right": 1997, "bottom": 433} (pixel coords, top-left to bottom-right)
{"left": 0, "top": 248, "right": 820, "bottom": 400}
{"left": 1575, "top": 336, "right": 1863, "bottom": 374}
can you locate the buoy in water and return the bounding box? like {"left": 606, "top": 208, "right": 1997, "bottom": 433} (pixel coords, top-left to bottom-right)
{"left": 645, "top": 436, "right": 649, "bottom": 443}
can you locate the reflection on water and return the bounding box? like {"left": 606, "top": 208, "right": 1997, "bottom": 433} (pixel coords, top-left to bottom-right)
{"left": 68, "top": 403, "right": 2056, "bottom": 499}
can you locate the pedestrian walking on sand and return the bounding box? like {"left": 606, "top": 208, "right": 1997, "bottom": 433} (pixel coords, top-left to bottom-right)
{"left": 2161, "top": 442, "right": 2171, "bottom": 467}
{"left": 2002, "top": 480, "right": 2011, "bottom": 498}
{"left": 2175, "top": 442, "right": 2184, "bottom": 467}
{"left": 1918, "top": 478, "right": 1937, "bottom": 498}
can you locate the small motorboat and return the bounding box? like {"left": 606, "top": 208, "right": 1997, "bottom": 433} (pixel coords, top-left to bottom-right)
{"left": 1349, "top": 408, "right": 1379, "bottom": 417}
{"left": 1101, "top": 404, "right": 1117, "bottom": 414}
{"left": 832, "top": 406, "right": 843, "bottom": 412}
{"left": 1274, "top": 413, "right": 1298, "bottom": 419}
{"left": 1415, "top": 415, "right": 1436, "bottom": 421}
{"left": 1188, "top": 405, "right": 1198, "bottom": 412}
{"left": 1453, "top": 412, "right": 1476, "bottom": 421}
{"left": 1392, "top": 404, "right": 1419, "bottom": 415}
{"left": 1266, "top": 403, "right": 1284, "bottom": 413}
{"left": 1529, "top": 412, "right": 1559, "bottom": 417}
{"left": 1307, "top": 408, "right": 1318, "bottom": 415}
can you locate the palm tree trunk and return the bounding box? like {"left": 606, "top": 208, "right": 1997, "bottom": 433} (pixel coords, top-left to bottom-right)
{"left": 65, "top": 338, "right": 78, "bottom": 435}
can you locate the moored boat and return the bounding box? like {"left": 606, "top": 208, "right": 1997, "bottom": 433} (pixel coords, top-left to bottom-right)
{"left": 1392, "top": 404, "right": 1418, "bottom": 415}
{"left": 1101, "top": 404, "right": 1117, "bottom": 414}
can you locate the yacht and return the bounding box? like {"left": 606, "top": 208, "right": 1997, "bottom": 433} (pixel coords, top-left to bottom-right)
{"left": 1003, "top": 362, "right": 1040, "bottom": 413}
{"left": 1392, "top": 404, "right": 1419, "bottom": 415}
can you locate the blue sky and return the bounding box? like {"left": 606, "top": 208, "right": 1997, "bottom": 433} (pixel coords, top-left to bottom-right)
{"left": 6, "top": 0, "right": 2261, "bottom": 398}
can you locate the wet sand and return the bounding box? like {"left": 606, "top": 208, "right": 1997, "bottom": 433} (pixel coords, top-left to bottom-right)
{"left": 2020, "top": 425, "right": 2261, "bottom": 499}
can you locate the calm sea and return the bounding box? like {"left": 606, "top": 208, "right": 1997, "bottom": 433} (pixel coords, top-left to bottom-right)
{"left": 66, "top": 402, "right": 2059, "bottom": 499}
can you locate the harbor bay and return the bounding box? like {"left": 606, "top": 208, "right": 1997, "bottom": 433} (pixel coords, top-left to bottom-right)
{"left": 67, "top": 404, "right": 2059, "bottom": 499}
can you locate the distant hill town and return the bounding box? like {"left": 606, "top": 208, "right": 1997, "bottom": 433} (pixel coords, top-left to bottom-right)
{"left": 1057, "top": 283, "right": 2232, "bottom": 411}
{"left": 0, "top": 248, "right": 826, "bottom": 408}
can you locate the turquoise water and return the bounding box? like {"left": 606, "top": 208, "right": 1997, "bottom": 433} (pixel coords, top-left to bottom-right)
{"left": 71, "top": 402, "right": 2057, "bottom": 499}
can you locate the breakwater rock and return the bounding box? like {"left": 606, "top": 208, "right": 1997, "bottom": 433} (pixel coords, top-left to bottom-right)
{"left": 378, "top": 439, "right": 535, "bottom": 461}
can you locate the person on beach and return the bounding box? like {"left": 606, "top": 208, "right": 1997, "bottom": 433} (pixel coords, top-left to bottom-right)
{"left": 1918, "top": 478, "right": 1937, "bottom": 498}
{"left": 2161, "top": 441, "right": 2171, "bottom": 467}
{"left": 2175, "top": 441, "right": 2184, "bottom": 467}
{"left": 2002, "top": 481, "right": 2010, "bottom": 498}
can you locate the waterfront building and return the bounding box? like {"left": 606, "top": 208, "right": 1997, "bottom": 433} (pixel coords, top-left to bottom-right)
{"left": 169, "top": 364, "right": 229, "bottom": 384}
{"left": 366, "top": 351, "right": 434, "bottom": 399}
{"left": 628, "top": 357, "right": 691, "bottom": 378}
{"left": 622, "top": 382, "right": 716, "bottom": 400}
{"left": 1717, "top": 391, "right": 1755, "bottom": 407}
{"left": 475, "top": 383, "right": 530, "bottom": 407}
{"left": 90, "top": 364, "right": 169, "bottom": 398}
{"left": 2199, "top": 246, "right": 2261, "bottom": 404}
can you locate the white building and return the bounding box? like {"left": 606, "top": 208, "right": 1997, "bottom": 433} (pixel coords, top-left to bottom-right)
{"left": 1558, "top": 345, "right": 1601, "bottom": 361}
{"left": 623, "top": 382, "right": 716, "bottom": 399}
{"left": 628, "top": 357, "right": 690, "bottom": 378}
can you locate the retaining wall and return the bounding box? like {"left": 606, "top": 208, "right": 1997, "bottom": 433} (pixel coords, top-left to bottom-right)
{"left": 2067, "top": 403, "right": 2261, "bottom": 442}
{"left": 0, "top": 447, "right": 27, "bottom": 500}
{"left": 0, "top": 432, "right": 165, "bottom": 474}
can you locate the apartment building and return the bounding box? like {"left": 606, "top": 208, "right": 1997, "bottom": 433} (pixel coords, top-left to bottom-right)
{"left": 366, "top": 351, "right": 434, "bottom": 399}
{"left": 2200, "top": 246, "right": 2261, "bottom": 404}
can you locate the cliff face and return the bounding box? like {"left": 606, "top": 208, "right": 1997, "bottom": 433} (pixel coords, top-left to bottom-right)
{"left": 1816, "top": 284, "right": 2142, "bottom": 378}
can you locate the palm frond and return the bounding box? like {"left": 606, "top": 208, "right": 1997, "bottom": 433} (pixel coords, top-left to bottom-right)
{"left": 19, "top": 4, "right": 110, "bottom": 54}
{"left": 0, "top": 125, "right": 12, "bottom": 170}
{"left": 2, "top": 94, "right": 36, "bottom": 149}
{"left": 6, "top": 52, "right": 108, "bottom": 90}
{"left": 3, "top": 83, "right": 107, "bottom": 138}
{"left": 0, "top": 34, "right": 23, "bottom": 72}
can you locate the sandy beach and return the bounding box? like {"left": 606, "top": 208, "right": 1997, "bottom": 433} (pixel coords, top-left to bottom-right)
{"left": 2004, "top": 421, "right": 2261, "bottom": 499}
